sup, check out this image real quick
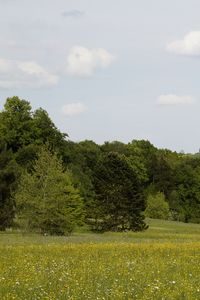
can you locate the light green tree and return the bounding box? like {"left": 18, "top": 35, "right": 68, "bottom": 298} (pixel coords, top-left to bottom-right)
{"left": 14, "top": 147, "right": 84, "bottom": 235}
{"left": 145, "top": 192, "right": 170, "bottom": 220}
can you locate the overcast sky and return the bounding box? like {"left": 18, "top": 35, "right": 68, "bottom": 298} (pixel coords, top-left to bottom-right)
{"left": 1, "top": 0, "right": 200, "bottom": 153}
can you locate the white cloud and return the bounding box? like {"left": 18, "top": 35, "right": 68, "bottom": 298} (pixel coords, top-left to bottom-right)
{"left": 167, "top": 31, "right": 200, "bottom": 56}
{"left": 62, "top": 102, "right": 87, "bottom": 116}
{"left": 66, "top": 46, "right": 116, "bottom": 76}
{"left": 157, "top": 94, "right": 195, "bottom": 105}
{"left": 0, "top": 58, "right": 58, "bottom": 88}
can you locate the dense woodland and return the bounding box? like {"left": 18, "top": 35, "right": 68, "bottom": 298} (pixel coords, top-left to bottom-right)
{"left": 1, "top": 96, "right": 200, "bottom": 235}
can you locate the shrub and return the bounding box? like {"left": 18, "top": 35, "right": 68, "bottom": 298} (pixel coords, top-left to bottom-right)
{"left": 145, "top": 192, "right": 170, "bottom": 220}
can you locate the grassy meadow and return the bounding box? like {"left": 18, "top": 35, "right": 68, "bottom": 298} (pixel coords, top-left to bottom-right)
{"left": 1, "top": 219, "right": 200, "bottom": 299}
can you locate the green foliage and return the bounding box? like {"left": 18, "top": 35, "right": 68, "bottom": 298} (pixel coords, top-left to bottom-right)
{"left": 151, "top": 150, "right": 179, "bottom": 199}
{"left": 0, "top": 140, "right": 19, "bottom": 229}
{"left": 169, "top": 190, "right": 186, "bottom": 222}
{"left": 169, "top": 158, "right": 200, "bottom": 223}
{"left": 92, "top": 152, "right": 147, "bottom": 232}
{"left": 126, "top": 156, "right": 148, "bottom": 184}
{"left": 32, "top": 108, "right": 67, "bottom": 148}
{"left": 1, "top": 96, "right": 200, "bottom": 232}
{"left": 14, "top": 147, "right": 84, "bottom": 235}
{"left": 101, "top": 141, "right": 128, "bottom": 155}
{"left": 0, "top": 96, "right": 33, "bottom": 151}
{"left": 145, "top": 192, "right": 170, "bottom": 220}
{"left": 15, "top": 144, "right": 40, "bottom": 171}
{"left": 61, "top": 140, "right": 101, "bottom": 220}
{"left": 0, "top": 97, "right": 67, "bottom": 153}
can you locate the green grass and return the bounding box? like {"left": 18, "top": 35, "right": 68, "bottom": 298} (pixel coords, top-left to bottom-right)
{"left": 1, "top": 219, "right": 200, "bottom": 299}
{"left": 1, "top": 218, "right": 200, "bottom": 245}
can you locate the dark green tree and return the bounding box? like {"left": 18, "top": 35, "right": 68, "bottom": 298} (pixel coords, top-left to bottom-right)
{"left": 92, "top": 152, "right": 147, "bottom": 231}
{"left": 62, "top": 140, "right": 101, "bottom": 219}
{"left": 0, "top": 97, "right": 67, "bottom": 153}
{"left": 0, "top": 140, "right": 19, "bottom": 229}
{"left": 0, "top": 96, "right": 33, "bottom": 152}
{"left": 15, "top": 144, "right": 40, "bottom": 171}
{"left": 101, "top": 141, "right": 128, "bottom": 155}
{"left": 169, "top": 158, "right": 200, "bottom": 223}
{"left": 32, "top": 108, "right": 67, "bottom": 148}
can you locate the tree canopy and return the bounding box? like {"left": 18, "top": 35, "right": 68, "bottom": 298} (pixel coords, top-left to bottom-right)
{"left": 1, "top": 96, "right": 200, "bottom": 234}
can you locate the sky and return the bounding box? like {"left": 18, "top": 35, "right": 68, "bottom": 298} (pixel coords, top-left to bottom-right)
{"left": 0, "top": 0, "right": 200, "bottom": 153}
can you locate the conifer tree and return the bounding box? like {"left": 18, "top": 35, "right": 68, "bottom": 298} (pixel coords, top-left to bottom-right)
{"left": 92, "top": 152, "right": 147, "bottom": 231}
{"left": 14, "top": 147, "right": 84, "bottom": 235}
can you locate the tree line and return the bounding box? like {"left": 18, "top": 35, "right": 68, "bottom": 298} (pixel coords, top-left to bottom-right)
{"left": 1, "top": 96, "right": 200, "bottom": 235}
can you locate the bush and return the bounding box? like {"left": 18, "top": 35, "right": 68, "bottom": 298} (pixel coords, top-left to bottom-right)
{"left": 145, "top": 192, "right": 170, "bottom": 220}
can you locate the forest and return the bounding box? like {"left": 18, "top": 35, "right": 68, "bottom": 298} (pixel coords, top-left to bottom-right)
{"left": 1, "top": 96, "right": 200, "bottom": 235}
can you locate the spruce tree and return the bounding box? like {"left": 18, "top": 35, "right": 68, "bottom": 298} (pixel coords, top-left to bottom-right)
{"left": 14, "top": 147, "right": 84, "bottom": 235}
{"left": 92, "top": 152, "right": 147, "bottom": 232}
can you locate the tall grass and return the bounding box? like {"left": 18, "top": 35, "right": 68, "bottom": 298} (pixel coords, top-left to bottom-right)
{"left": 1, "top": 219, "right": 200, "bottom": 299}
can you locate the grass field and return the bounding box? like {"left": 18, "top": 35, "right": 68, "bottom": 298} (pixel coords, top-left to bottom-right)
{"left": 1, "top": 219, "right": 200, "bottom": 299}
